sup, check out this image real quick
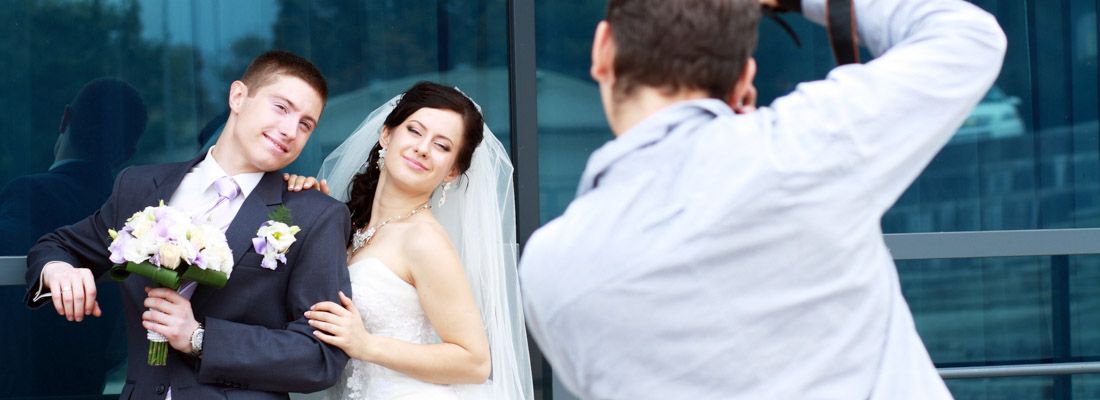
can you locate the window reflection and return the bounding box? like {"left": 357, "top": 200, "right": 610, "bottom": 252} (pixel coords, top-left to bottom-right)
{"left": 0, "top": 0, "right": 509, "bottom": 397}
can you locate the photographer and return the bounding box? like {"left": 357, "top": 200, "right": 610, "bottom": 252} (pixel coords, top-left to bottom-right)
{"left": 519, "top": 0, "right": 1006, "bottom": 398}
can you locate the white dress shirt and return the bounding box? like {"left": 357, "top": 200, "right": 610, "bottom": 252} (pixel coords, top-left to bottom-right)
{"left": 519, "top": 0, "right": 1006, "bottom": 399}
{"left": 168, "top": 146, "right": 264, "bottom": 221}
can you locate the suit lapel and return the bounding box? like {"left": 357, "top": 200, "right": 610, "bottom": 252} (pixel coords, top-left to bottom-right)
{"left": 190, "top": 171, "right": 285, "bottom": 311}
{"left": 141, "top": 155, "right": 204, "bottom": 209}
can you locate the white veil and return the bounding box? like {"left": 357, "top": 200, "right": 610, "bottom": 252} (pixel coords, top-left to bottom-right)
{"left": 319, "top": 93, "right": 534, "bottom": 400}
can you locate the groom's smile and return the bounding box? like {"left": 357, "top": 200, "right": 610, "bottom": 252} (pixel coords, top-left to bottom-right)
{"left": 218, "top": 74, "right": 324, "bottom": 174}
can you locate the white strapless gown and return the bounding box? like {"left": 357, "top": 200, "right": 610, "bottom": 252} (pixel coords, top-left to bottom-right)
{"left": 323, "top": 258, "right": 487, "bottom": 399}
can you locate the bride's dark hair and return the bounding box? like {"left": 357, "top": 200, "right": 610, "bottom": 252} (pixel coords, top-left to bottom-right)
{"left": 346, "top": 81, "right": 485, "bottom": 235}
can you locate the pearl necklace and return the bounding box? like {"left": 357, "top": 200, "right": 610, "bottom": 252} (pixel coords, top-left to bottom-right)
{"left": 349, "top": 201, "right": 431, "bottom": 255}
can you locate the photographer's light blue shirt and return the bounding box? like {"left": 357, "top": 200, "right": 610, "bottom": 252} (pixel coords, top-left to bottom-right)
{"left": 520, "top": 0, "right": 1007, "bottom": 398}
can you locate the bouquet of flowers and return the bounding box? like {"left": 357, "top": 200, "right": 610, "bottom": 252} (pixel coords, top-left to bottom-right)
{"left": 106, "top": 201, "right": 234, "bottom": 366}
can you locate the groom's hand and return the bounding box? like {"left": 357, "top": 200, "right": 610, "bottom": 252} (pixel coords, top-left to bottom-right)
{"left": 143, "top": 287, "right": 201, "bottom": 354}
{"left": 41, "top": 262, "right": 102, "bottom": 322}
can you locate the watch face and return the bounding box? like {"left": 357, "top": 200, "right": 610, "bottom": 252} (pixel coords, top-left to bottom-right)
{"left": 192, "top": 328, "right": 204, "bottom": 353}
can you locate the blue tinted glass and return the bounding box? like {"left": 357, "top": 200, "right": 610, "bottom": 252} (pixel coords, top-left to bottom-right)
{"left": 945, "top": 374, "right": 1100, "bottom": 399}
{"left": 899, "top": 257, "right": 1055, "bottom": 364}
{"left": 946, "top": 376, "right": 1053, "bottom": 399}
{"left": 0, "top": 0, "right": 508, "bottom": 397}
{"left": 883, "top": 0, "right": 1099, "bottom": 233}
{"left": 1071, "top": 255, "right": 1100, "bottom": 357}
{"left": 535, "top": 1, "right": 1099, "bottom": 399}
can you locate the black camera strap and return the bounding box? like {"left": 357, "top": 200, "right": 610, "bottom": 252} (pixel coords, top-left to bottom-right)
{"left": 768, "top": 0, "right": 860, "bottom": 65}
{"left": 826, "top": 0, "right": 859, "bottom": 65}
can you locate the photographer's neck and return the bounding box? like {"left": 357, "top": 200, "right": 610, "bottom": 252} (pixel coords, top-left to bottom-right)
{"left": 609, "top": 86, "right": 709, "bottom": 137}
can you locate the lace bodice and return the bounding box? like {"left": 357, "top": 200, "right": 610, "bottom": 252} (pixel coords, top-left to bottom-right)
{"left": 323, "top": 258, "right": 461, "bottom": 399}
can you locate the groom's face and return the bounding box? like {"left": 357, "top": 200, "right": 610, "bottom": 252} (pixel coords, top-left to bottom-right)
{"left": 225, "top": 74, "right": 323, "bottom": 173}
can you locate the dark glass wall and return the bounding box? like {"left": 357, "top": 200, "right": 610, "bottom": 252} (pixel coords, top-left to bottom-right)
{"left": 0, "top": 1, "right": 510, "bottom": 397}
{"left": 534, "top": 1, "right": 1100, "bottom": 399}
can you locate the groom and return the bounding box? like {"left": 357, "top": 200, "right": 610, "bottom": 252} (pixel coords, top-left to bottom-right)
{"left": 25, "top": 50, "right": 352, "bottom": 399}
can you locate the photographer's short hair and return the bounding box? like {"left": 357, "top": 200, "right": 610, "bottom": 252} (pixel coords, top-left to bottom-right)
{"left": 606, "top": 0, "right": 760, "bottom": 101}
{"left": 240, "top": 50, "right": 328, "bottom": 103}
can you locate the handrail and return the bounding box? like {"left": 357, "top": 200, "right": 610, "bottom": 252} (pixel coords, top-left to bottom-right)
{"left": 938, "top": 361, "right": 1100, "bottom": 379}
{"left": 1, "top": 256, "right": 24, "bottom": 285}
{"left": 883, "top": 228, "right": 1100, "bottom": 260}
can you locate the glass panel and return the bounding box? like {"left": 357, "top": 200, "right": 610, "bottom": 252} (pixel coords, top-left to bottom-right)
{"left": 1070, "top": 255, "right": 1100, "bottom": 358}
{"left": 946, "top": 376, "right": 1052, "bottom": 399}
{"left": 1074, "top": 374, "right": 1100, "bottom": 399}
{"left": 883, "top": 0, "right": 1100, "bottom": 233}
{"left": 946, "top": 375, "right": 1100, "bottom": 399}
{"left": 899, "top": 257, "right": 1054, "bottom": 364}
{"left": 0, "top": 0, "right": 508, "bottom": 397}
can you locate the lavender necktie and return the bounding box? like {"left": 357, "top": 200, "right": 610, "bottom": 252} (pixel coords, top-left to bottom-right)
{"left": 200, "top": 176, "right": 241, "bottom": 230}
{"left": 179, "top": 176, "right": 240, "bottom": 299}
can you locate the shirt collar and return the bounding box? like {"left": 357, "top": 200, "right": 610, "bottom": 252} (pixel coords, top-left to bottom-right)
{"left": 195, "top": 146, "right": 265, "bottom": 199}
{"left": 577, "top": 99, "right": 732, "bottom": 196}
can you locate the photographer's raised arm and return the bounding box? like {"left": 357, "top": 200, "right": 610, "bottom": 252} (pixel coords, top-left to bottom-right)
{"left": 766, "top": 0, "right": 1007, "bottom": 210}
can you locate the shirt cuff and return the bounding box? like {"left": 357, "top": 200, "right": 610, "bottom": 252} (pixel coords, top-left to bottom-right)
{"left": 30, "top": 261, "right": 67, "bottom": 303}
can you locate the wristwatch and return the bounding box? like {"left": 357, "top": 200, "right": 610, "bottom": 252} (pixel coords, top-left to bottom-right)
{"left": 190, "top": 325, "right": 205, "bottom": 357}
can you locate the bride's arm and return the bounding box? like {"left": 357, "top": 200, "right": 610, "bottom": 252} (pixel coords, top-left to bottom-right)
{"left": 307, "top": 223, "right": 491, "bottom": 385}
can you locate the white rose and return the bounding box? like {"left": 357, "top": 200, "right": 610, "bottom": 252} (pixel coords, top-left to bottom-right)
{"left": 159, "top": 243, "right": 183, "bottom": 270}
{"left": 201, "top": 244, "right": 234, "bottom": 276}
{"left": 258, "top": 222, "right": 300, "bottom": 252}
{"left": 129, "top": 211, "right": 155, "bottom": 239}
{"left": 122, "top": 236, "right": 150, "bottom": 264}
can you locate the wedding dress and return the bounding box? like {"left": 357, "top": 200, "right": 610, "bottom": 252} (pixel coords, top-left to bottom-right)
{"left": 317, "top": 92, "right": 533, "bottom": 399}
{"left": 323, "top": 258, "right": 487, "bottom": 399}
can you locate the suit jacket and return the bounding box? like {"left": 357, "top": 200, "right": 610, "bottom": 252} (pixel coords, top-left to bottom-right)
{"left": 25, "top": 153, "right": 352, "bottom": 399}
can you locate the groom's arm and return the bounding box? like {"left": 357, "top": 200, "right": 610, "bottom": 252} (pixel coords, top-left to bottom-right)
{"left": 25, "top": 167, "right": 130, "bottom": 309}
{"left": 197, "top": 199, "right": 352, "bottom": 392}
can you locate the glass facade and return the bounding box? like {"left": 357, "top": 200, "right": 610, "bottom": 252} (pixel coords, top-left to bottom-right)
{"left": 1, "top": 0, "right": 1098, "bottom": 399}
{"left": 0, "top": 0, "right": 509, "bottom": 397}
{"left": 533, "top": 1, "right": 1100, "bottom": 400}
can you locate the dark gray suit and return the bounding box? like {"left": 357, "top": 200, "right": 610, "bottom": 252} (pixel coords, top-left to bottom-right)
{"left": 25, "top": 154, "right": 352, "bottom": 399}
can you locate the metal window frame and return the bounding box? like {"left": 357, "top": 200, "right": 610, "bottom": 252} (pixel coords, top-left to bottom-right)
{"left": 506, "top": 0, "right": 553, "bottom": 397}
{"left": 884, "top": 228, "right": 1100, "bottom": 382}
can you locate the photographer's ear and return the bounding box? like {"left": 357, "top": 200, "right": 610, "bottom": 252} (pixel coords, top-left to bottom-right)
{"left": 590, "top": 21, "right": 615, "bottom": 85}
{"left": 729, "top": 58, "right": 758, "bottom": 113}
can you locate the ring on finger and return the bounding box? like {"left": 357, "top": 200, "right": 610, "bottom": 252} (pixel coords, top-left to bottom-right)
{"left": 61, "top": 286, "right": 73, "bottom": 292}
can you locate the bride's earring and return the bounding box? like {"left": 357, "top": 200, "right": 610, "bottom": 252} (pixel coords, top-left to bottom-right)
{"left": 438, "top": 181, "right": 453, "bottom": 207}
{"left": 376, "top": 148, "right": 387, "bottom": 170}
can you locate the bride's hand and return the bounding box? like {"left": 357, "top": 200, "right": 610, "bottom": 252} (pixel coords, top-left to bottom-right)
{"left": 283, "top": 173, "right": 331, "bottom": 196}
{"left": 306, "top": 291, "right": 373, "bottom": 360}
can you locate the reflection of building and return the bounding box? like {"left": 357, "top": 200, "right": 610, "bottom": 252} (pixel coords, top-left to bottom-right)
{"left": 886, "top": 119, "right": 1100, "bottom": 233}
{"left": 953, "top": 87, "right": 1026, "bottom": 143}
{"left": 2, "top": 0, "right": 1099, "bottom": 399}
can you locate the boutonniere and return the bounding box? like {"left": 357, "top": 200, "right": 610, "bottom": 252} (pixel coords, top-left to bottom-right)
{"left": 252, "top": 205, "right": 300, "bottom": 270}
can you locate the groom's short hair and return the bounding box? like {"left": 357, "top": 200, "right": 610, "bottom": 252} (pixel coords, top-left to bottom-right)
{"left": 240, "top": 50, "right": 328, "bottom": 103}
{"left": 605, "top": 0, "right": 760, "bottom": 101}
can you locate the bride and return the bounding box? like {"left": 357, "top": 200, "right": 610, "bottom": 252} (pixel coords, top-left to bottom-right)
{"left": 287, "top": 81, "right": 532, "bottom": 399}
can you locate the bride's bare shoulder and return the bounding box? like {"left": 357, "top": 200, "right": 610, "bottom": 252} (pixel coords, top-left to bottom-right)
{"left": 398, "top": 220, "right": 462, "bottom": 272}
